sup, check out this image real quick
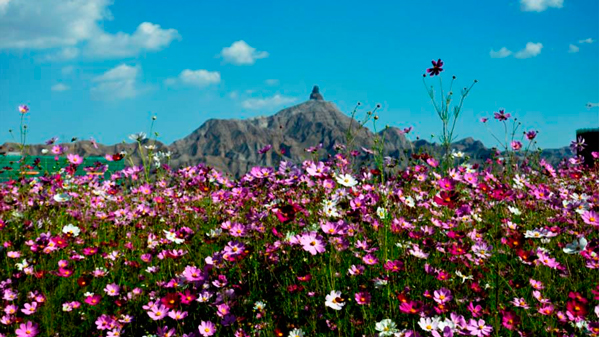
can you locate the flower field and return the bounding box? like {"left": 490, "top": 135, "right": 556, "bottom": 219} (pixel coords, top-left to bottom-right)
{"left": 0, "top": 145, "right": 598, "bottom": 337}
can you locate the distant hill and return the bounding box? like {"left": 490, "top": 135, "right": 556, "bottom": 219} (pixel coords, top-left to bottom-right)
{"left": 0, "top": 86, "right": 573, "bottom": 177}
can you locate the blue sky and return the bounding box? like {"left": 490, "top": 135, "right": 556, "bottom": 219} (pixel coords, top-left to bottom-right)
{"left": 0, "top": 0, "right": 598, "bottom": 149}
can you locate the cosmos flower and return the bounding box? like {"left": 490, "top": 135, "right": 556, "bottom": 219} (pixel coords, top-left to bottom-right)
{"left": 18, "top": 105, "right": 29, "bottom": 114}
{"left": 493, "top": 109, "right": 511, "bottom": 121}
{"left": 198, "top": 321, "right": 216, "bottom": 336}
{"left": 325, "top": 290, "right": 345, "bottom": 310}
{"left": 335, "top": 173, "right": 358, "bottom": 187}
{"left": 15, "top": 321, "right": 38, "bottom": 337}
{"left": 66, "top": 153, "right": 83, "bottom": 165}
{"left": 375, "top": 319, "right": 399, "bottom": 336}
{"left": 427, "top": 59, "right": 444, "bottom": 76}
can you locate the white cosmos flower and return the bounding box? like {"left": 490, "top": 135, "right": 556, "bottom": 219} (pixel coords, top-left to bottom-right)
{"left": 16, "top": 259, "right": 29, "bottom": 271}
{"left": 288, "top": 328, "right": 304, "bottom": 337}
{"left": 418, "top": 316, "right": 440, "bottom": 332}
{"left": 128, "top": 132, "right": 147, "bottom": 142}
{"left": 375, "top": 319, "right": 399, "bottom": 336}
{"left": 376, "top": 207, "right": 388, "bottom": 219}
{"left": 325, "top": 290, "right": 345, "bottom": 310}
{"left": 163, "top": 230, "right": 184, "bottom": 244}
{"left": 335, "top": 173, "right": 358, "bottom": 187}
{"left": 563, "top": 237, "right": 587, "bottom": 255}
{"left": 62, "top": 224, "right": 81, "bottom": 237}
{"left": 508, "top": 206, "right": 521, "bottom": 215}
{"left": 53, "top": 193, "right": 72, "bottom": 202}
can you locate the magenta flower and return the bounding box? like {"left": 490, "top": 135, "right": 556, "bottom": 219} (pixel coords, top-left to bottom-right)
{"left": 427, "top": 59, "right": 444, "bottom": 76}
{"left": 525, "top": 130, "right": 538, "bottom": 140}
{"left": 15, "top": 321, "right": 38, "bottom": 337}
{"left": 493, "top": 109, "right": 511, "bottom": 121}
{"left": 18, "top": 105, "right": 29, "bottom": 114}
{"left": 354, "top": 291, "right": 371, "bottom": 305}
{"left": 198, "top": 320, "right": 216, "bottom": 336}
{"left": 84, "top": 294, "right": 102, "bottom": 306}
{"left": 510, "top": 141, "right": 522, "bottom": 151}
{"left": 362, "top": 253, "right": 379, "bottom": 265}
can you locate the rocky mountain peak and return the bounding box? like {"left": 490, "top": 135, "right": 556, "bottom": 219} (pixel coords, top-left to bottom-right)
{"left": 309, "top": 85, "right": 324, "bottom": 101}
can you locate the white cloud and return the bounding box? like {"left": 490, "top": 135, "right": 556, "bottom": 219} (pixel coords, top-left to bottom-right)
{"left": 228, "top": 91, "right": 239, "bottom": 99}
{"left": 520, "top": 0, "right": 563, "bottom": 12}
{"left": 85, "top": 22, "right": 180, "bottom": 58}
{"left": 91, "top": 64, "right": 140, "bottom": 100}
{"left": 265, "top": 79, "right": 279, "bottom": 86}
{"left": 0, "top": 0, "right": 109, "bottom": 49}
{"left": 51, "top": 83, "right": 70, "bottom": 92}
{"left": 568, "top": 44, "right": 579, "bottom": 53}
{"left": 242, "top": 94, "right": 296, "bottom": 110}
{"left": 0, "top": 0, "right": 12, "bottom": 14}
{"left": 578, "top": 38, "right": 594, "bottom": 44}
{"left": 40, "top": 47, "right": 80, "bottom": 62}
{"left": 166, "top": 69, "right": 221, "bottom": 88}
{"left": 514, "top": 42, "right": 543, "bottom": 59}
{"left": 61, "top": 66, "right": 75, "bottom": 75}
{"left": 220, "top": 40, "right": 268, "bottom": 65}
{"left": 490, "top": 47, "right": 512, "bottom": 58}
{"left": 0, "top": 0, "right": 179, "bottom": 59}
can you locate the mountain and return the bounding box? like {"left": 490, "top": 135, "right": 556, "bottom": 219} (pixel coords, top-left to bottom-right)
{"left": 0, "top": 86, "right": 573, "bottom": 177}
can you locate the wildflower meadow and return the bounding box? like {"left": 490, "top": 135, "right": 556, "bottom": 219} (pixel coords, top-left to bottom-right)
{"left": 0, "top": 62, "right": 598, "bottom": 337}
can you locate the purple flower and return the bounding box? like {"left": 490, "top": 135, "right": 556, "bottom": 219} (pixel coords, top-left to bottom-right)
{"left": 18, "top": 105, "right": 29, "bottom": 114}
{"left": 525, "top": 130, "right": 538, "bottom": 140}
{"left": 427, "top": 59, "right": 444, "bottom": 76}
{"left": 493, "top": 109, "right": 511, "bottom": 121}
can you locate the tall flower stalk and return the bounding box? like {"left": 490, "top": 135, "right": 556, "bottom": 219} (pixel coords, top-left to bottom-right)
{"left": 422, "top": 59, "right": 477, "bottom": 171}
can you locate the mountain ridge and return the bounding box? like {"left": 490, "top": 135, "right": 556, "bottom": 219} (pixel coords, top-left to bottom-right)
{"left": 0, "top": 90, "right": 572, "bottom": 177}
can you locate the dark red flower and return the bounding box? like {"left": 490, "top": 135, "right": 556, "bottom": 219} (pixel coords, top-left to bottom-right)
{"left": 161, "top": 293, "right": 181, "bottom": 309}
{"left": 427, "top": 59, "right": 444, "bottom": 76}
{"left": 566, "top": 300, "right": 588, "bottom": 317}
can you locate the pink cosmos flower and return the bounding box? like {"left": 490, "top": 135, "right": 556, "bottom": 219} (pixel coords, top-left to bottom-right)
{"left": 148, "top": 304, "right": 169, "bottom": 320}
{"left": 104, "top": 283, "right": 120, "bottom": 297}
{"left": 198, "top": 320, "right": 216, "bottom": 336}
{"left": 18, "top": 105, "right": 29, "bottom": 114}
{"left": 21, "top": 302, "right": 37, "bottom": 315}
{"left": 168, "top": 310, "right": 188, "bottom": 320}
{"left": 510, "top": 141, "right": 522, "bottom": 151}
{"left": 362, "top": 253, "right": 379, "bottom": 265}
{"left": 298, "top": 232, "right": 326, "bottom": 255}
{"left": 67, "top": 153, "right": 83, "bottom": 165}
{"left": 182, "top": 265, "right": 204, "bottom": 282}
{"left": 433, "top": 288, "right": 452, "bottom": 304}
{"left": 15, "top": 321, "right": 38, "bottom": 337}
{"left": 466, "top": 318, "right": 492, "bottom": 337}
{"left": 582, "top": 210, "right": 599, "bottom": 227}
